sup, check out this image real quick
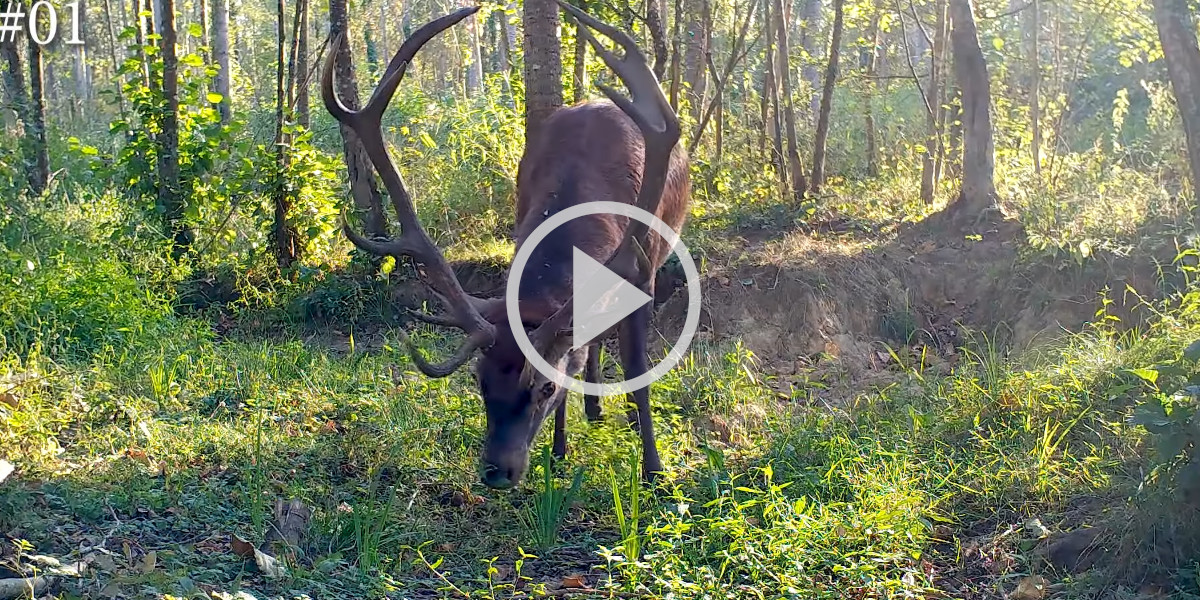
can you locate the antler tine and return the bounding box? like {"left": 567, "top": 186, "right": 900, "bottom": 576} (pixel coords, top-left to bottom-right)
{"left": 556, "top": 0, "right": 674, "bottom": 138}
{"left": 554, "top": 0, "right": 679, "bottom": 286}
{"left": 323, "top": 7, "right": 496, "bottom": 378}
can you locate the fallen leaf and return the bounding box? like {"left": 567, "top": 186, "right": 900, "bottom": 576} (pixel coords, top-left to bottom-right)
{"left": 560, "top": 574, "right": 586, "bottom": 589}
{"left": 230, "top": 534, "right": 255, "bottom": 559}
{"left": 436, "top": 542, "right": 457, "bottom": 553}
{"left": 0, "top": 460, "right": 12, "bottom": 485}
{"left": 0, "top": 392, "right": 16, "bottom": 408}
{"left": 1012, "top": 575, "right": 1049, "bottom": 600}
{"left": 254, "top": 548, "right": 286, "bottom": 579}
{"left": 140, "top": 551, "right": 157, "bottom": 574}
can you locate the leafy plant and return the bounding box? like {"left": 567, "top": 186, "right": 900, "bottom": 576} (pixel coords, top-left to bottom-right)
{"left": 520, "top": 445, "right": 584, "bottom": 552}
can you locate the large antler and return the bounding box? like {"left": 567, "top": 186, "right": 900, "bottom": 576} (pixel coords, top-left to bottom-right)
{"left": 522, "top": 1, "right": 682, "bottom": 374}
{"left": 323, "top": 6, "right": 494, "bottom": 377}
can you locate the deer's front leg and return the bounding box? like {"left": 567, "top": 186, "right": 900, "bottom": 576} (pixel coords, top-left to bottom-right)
{"left": 618, "top": 301, "right": 664, "bottom": 482}
{"left": 552, "top": 397, "right": 567, "bottom": 461}
{"left": 584, "top": 343, "right": 602, "bottom": 423}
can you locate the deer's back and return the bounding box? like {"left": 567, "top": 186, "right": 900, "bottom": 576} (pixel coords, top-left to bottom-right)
{"left": 510, "top": 100, "right": 690, "bottom": 323}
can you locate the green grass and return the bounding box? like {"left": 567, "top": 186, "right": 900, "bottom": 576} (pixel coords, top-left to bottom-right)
{"left": 4, "top": 279, "right": 1200, "bottom": 598}
{"left": 4, "top": 175, "right": 1200, "bottom": 599}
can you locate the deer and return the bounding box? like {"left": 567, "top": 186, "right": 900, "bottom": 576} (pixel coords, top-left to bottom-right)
{"left": 321, "top": 1, "right": 690, "bottom": 489}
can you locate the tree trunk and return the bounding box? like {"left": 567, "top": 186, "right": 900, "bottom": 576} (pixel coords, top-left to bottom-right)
{"left": 808, "top": 0, "right": 844, "bottom": 194}
{"left": 798, "top": 0, "right": 821, "bottom": 122}
{"left": 213, "top": 0, "right": 231, "bottom": 122}
{"left": 495, "top": 7, "right": 514, "bottom": 99}
{"left": 329, "top": 0, "right": 387, "bottom": 239}
{"left": 682, "top": 0, "right": 710, "bottom": 122}
{"left": 946, "top": 0, "right": 995, "bottom": 220}
{"left": 295, "top": 0, "right": 308, "bottom": 127}
{"left": 102, "top": 0, "right": 126, "bottom": 115}
{"left": 72, "top": 0, "right": 90, "bottom": 116}
{"left": 0, "top": 35, "right": 27, "bottom": 132}
{"left": 774, "top": 0, "right": 807, "bottom": 199}
{"left": 668, "top": 0, "right": 682, "bottom": 109}
{"left": 1150, "top": 0, "right": 1200, "bottom": 209}
{"left": 645, "top": 0, "right": 667, "bottom": 80}
{"left": 522, "top": 0, "right": 563, "bottom": 142}
{"left": 919, "top": 0, "right": 947, "bottom": 204}
{"left": 1027, "top": 0, "right": 1040, "bottom": 177}
{"left": 571, "top": 0, "right": 587, "bottom": 103}
{"left": 689, "top": 1, "right": 753, "bottom": 152}
{"left": 135, "top": 0, "right": 151, "bottom": 88}
{"left": 274, "top": 0, "right": 299, "bottom": 268}
{"left": 863, "top": 0, "right": 882, "bottom": 177}
{"left": 466, "top": 10, "right": 483, "bottom": 97}
{"left": 198, "top": 0, "right": 209, "bottom": 49}
{"left": 761, "top": 0, "right": 783, "bottom": 176}
{"left": 156, "top": 0, "right": 186, "bottom": 254}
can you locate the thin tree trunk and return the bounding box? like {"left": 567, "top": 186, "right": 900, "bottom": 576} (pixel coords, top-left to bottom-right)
{"left": 466, "top": 10, "right": 483, "bottom": 97}
{"left": 645, "top": 0, "right": 667, "bottom": 80}
{"left": 946, "top": 0, "right": 995, "bottom": 220}
{"left": 1150, "top": 0, "right": 1200, "bottom": 208}
{"left": 295, "top": 0, "right": 308, "bottom": 127}
{"left": 682, "top": 0, "right": 710, "bottom": 121}
{"left": 798, "top": 0, "right": 821, "bottom": 122}
{"left": 496, "top": 7, "right": 514, "bottom": 99}
{"left": 808, "top": 0, "right": 844, "bottom": 194}
{"left": 689, "top": 0, "right": 753, "bottom": 152}
{"left": 198, "top": 0, "right": 209, "bottom": 49}
{"left": 919, "top": 0, "right": 946, "bottom": 204}
{"left": 522, "top": 0, "right": 563, "bottom": 142}
{"left": 135, "top": 0, "right": 151, "bottom": 88}
{"left": 863, "top": 0, "right": 882, "bottom": 177}
{"left": 774, "top": 0, "right": 807, "bottom": 199}
{"left": 0, "top": 39, "right": 27, "bottom": 129}
{"left": 156, "top": 0, "right": 186, "bottom": 254}
{"left": 274, "top": 0, "right": 299, "bottom": 268}
{"left": 571, "top": 0, "right": 587, "bottom": 103}
{"left": 1027, "top": 0, "right": 1040, "bottom": 177}
{"left": 103, "top": 0, "right": 126, "bottom": 115}
{"left": 213, "top": 0, "right": 231, "bottom": 122}
{"left": 330, "top": 0, "right": 387, "bottom": 239}
{"left": 668, "top": 0, "right": 682, "bottom": 109}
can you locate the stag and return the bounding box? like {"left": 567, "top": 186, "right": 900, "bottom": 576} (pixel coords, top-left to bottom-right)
{"left": 322, "top": 2, "right": 689, "bottom": 489}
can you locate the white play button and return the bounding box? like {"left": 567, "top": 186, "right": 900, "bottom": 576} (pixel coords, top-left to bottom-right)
{"left": 507, "top": 201, "right": 702, "bottom": 396}
{"left": 571, "top": 248, "right": 651, "bottom": 349}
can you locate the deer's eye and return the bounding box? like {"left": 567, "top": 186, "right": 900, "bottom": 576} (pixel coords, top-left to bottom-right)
{"left": 539, "top": 382, "right": 556, "bottom": 398}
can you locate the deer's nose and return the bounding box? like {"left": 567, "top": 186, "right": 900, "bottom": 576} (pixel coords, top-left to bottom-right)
{"left": 481, "top": 463, "right": 517, "bottom": 489}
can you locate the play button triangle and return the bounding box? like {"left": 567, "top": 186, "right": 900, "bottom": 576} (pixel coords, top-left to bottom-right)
{"left": 571, "top": 247, "right": 652, "bottom": 350}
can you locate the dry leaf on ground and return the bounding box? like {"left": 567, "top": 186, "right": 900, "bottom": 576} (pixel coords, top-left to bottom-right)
{"left": 230, "top": 534, "right": 255, "bottom": 559}
{"left": 1012, "top": 575, "right": 1049, "bottom": 600}
{"left": 560, "top": 574, "right": 586, "bottom": 589}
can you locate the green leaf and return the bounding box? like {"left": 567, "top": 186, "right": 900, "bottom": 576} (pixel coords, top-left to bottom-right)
{"left": 1183, "top": 340, "right": 1200, "bottom": 362}
{"left": 187, "top": 22, "right": 203, "bottom": 37}
{"left": 180, "top": 53, "right": 204, "bottom": 68}
{"left": 992, "top": 37, "right": 1004, "bottom": 51}
{"left": 1129, "top": 367, "right": 1159, "bottom": 385}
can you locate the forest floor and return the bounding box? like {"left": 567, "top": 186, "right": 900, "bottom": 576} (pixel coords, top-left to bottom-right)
{"left": 2, "top": 190, "right": 1199, "bottom": 600}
